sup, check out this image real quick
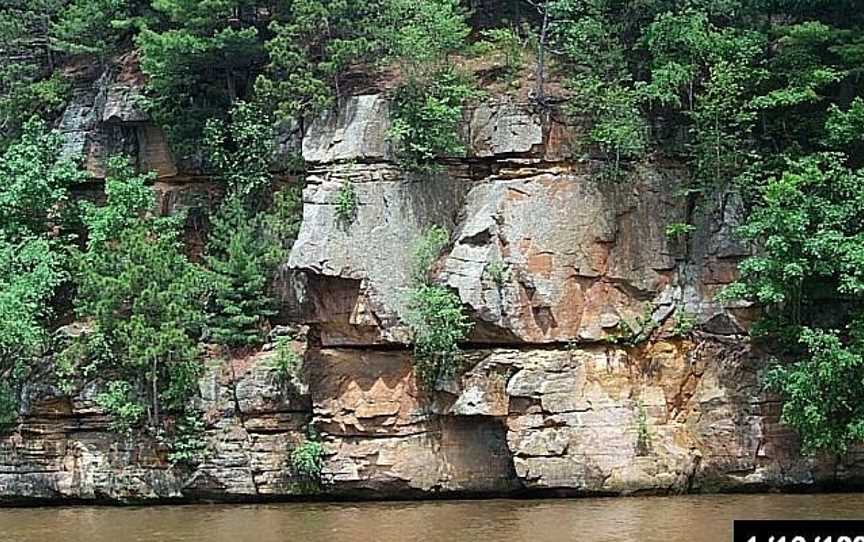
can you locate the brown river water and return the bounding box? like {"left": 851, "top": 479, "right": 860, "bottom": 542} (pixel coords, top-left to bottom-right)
{"left": 1, "top": 493, "right": 864, "bottom": 542}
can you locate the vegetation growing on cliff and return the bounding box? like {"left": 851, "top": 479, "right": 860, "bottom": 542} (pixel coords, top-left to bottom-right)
{"left": 720, "top": 154, "right": 864, "bottom": 453}
{"left": 406, "top": 226, "right": 473, "bottom": 389}
{"left": 1, "top": 0, "right": 864, "bottom": 459}
{"left": 75, "top": 159, "right": 207, "bottom": 430}
{"left": 0, "top": 118, "right": 83, "bottom": 426}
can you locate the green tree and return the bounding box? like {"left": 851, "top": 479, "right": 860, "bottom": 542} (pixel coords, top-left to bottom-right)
{"left": 376, "top": 0, "right": 470, "bottom": 79}
{"left": 75, "top": 160, "right": 206, "bottom": 430}
{"left": 202, "top": 100, "right": 274, "bottom": 204}
{"left": 389, "top": 69, "right": 477, "bottom": 169}
{"left": 723, "top": 154, "right": 864, "bottom": 453}
{"left": 204, "top": 197, "right": 276, "bottom": 347}
{"left": 0, "top": 118, "right": 83, "bottom": 426}
{"left": 137, "top": 0, "right": 267, "bottom": 154}
{"left": 551, "top": 0, "right": 649, "bottom": 171}
{"left": 51, "top": 0, "right": 144, "bottom": 59}
{"left": 256, "top": 0, "right": 380, "bottom": 119}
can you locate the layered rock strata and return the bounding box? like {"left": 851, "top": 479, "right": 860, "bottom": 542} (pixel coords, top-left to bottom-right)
{"left": 2, "top": 74, "right": 860, "bottom": 503}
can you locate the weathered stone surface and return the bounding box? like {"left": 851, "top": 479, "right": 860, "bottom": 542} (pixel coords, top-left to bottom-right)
{"left": 465, "top": 101, "right": 544, "bottom": 158}
{"left": 308, "top": 348, "right": 518, "bottom": 495}
{"left": 682, "top": 189, "right": 756, "bottom": 333}
{"left": 442, "top": 165, "right": 683, "bottom": 343}
{"left": 59, "top": 73, "right": 178, "bottom": 179}
{"left": 287, "top": 96, "right": 689, "bottom": 346}
{"left": 286, "top": 163, "right": 468, "bottom": 345}
{"left": 456, "top": 342, "right": 862, "bottom": 494}
{"left": 3, "top": 338, "right": 862, "bottom": 502}
{"left": 0, "top": 348, "right": 311, "bottom": 504}
{"left": 302, "top": 94, "right": 394, "bottom": 164}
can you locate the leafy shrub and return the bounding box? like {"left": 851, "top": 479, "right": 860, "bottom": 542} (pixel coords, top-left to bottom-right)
{"left": 95, "top": 381, "right": 146, "bottom": 433}
{"left": 484, "top": 261, "right": 510, "bottom": 287}
{"left": 80, "top": 156, "right": 156, "bottom": 248}
{"left": 54, "top": 328, "right": 114, "bottom": 395}
{"left": 388, "top": 69, "right": 477, "bottom": 171}
{"left": 334, "top": 181, "right": 358, "bottom": 226}
{"left": 0, "top": 118, "right": 83, "bottom": 418}
{"left": 269, "top": 336, "right": 302, "bottom": 387}
{"left": 825, "top": 97, "right": 864, "bottom": 148}
{"left": 203, "top": 101, "right": 275, "bottom": 204}
{"left": 722, "top": 154, "right": 864, "bottom": 453}
{"left": 0, "top": 117, "right": 84, "bottom": 239}
{"left": 167, "top": 412, "right": 208, "bottom": 466}
{"left": 0, "top": 74, "right": 71, "bottom": 149}
{"left": 406, "top": 284, "right": 473, "bottom": 388}
{"left": 671, "top": 310, "right": 697, "bottom": 338}
{"left": 290, "top": 437, "right": 325, "bottom": 480}
{"left": 405, "top": 226, "right": 472, "bottom": 389}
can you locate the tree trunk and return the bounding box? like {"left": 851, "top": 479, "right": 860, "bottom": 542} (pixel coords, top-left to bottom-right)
{"left": 151, "top": 356, "right": 159, "bottom": 429}
{"left": 536, "top": 3, "right": 549, "bottom": 106}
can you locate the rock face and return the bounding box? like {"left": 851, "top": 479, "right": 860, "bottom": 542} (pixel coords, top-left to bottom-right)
{"left": 1, "top": 87, "right": 861, "bottom": 504}
{"left": 0, "top": 348, "right": 310, "bottom": 503}
{"left": 59, "top": 67, "right": 178, "bottom": 180}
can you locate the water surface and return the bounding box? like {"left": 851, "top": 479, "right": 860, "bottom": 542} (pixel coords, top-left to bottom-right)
{"left": 2, "top": 493, "right": 864, "bottom": 542}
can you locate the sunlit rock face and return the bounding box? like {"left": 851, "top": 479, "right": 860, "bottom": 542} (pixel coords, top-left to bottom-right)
{"left": 2, "top": 77, "right": 859, "bottom": 505}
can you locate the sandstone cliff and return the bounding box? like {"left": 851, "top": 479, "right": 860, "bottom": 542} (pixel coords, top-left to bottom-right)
{"left": 1, "top": 68, "right": 862, "bottom": 505}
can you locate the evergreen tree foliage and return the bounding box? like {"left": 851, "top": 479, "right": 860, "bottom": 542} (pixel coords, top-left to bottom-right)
{"left": 204, "top": 196, "right": 276, "bottom": 347}
{"left": 75, "top": 160, "right": 206, "bottom": 430}
{"left": 51, "top": 0, "right": 145, "bottom": 59}
{"left": 136, "top": 0, "right": 267, "bottom": 154}
{"left": 255, "top": 0, "right": 381, "bottom": 119}
{"left": 201, "top": 99, "right": 288, "bottom": 348}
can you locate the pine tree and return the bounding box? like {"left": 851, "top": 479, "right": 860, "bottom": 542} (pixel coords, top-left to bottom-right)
{"left": 205, "top": 196, "right": 276, "bottom": 347}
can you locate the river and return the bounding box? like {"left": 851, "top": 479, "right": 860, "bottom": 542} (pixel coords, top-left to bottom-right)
{"left": 1, "top": 494, "right": 863, "bottom": 541}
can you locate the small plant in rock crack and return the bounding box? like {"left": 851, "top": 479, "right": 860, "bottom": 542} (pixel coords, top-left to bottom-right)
{"left": 334, "top": 181, "right": 358, "bottom": 226}
{"left": 290, "top": 430, "right": 326, "bottom": 492}
{"left": 268, "top": 336, "right": 302, "bottom": 390}
{"left": 484, "top": 260, "right": 510, "bottom": 287}
{"left": 609, "top": 305, "right": 657, "bottom": 346}
{"left": 410, "top": 225, "right": 449, "bottom": 284}
{"left": 671, "top": 310, "right": 697, "bottom": 338}
{"left": 665, "top": 222, "right": 695, "bottom": 239}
